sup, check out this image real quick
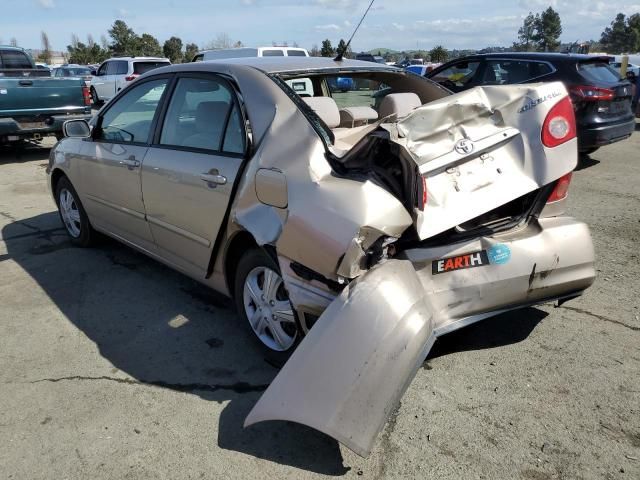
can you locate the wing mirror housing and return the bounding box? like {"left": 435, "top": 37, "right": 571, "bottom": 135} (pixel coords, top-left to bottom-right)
{"left": 90, "top": 70, "right": 97, "bottom": 76}
{"left": 63, "top": 119, "right": 91, "bottom": 138}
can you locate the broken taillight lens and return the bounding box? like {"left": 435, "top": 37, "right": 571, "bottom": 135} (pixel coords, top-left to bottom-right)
{"left": 547, "top": 172, "right": 572, "bottom": 203}
{"left": 541, "top": 96, "right": 577, "bottom": 148}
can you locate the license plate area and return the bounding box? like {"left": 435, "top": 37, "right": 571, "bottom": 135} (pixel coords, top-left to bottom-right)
{"left": 18, "top": 121, "right": 46, "bottom": 129}
{"left": 444, "top": 153, "right": 502, "bottom": 193}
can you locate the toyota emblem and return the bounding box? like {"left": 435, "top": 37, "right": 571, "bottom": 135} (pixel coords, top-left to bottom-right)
{"left": 454, "top": 139, "right": 474, "bottom": 155}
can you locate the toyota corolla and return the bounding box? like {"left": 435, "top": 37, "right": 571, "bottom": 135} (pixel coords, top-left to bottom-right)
{"left": 47, "top": 57, "right": 595, "bottom": 457}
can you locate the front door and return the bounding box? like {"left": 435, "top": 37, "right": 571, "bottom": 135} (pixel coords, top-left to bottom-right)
{"left": 79, "top": 77, "right": 170, "bottom": 248}
{"left": 141, "top": 74, "right": 247, "bottom": 274}
{"left": 92, "top": 62, "right": 110, "bottom": 99}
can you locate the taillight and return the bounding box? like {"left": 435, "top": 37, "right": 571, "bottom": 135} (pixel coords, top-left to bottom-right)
{"left": 82, "top": 86, "right": 91, "bottom": 106}
{"left": 547, "top": 172, "right": 572, "bottom": 203}
{"left": 124, "top": 74, "right": 139, "bottom": 82}
{"left": 541, "top": 96, "right": 577, "bottom": 148}
{"left": 569, "top": 85, "right": 615, "bottom": 102}
{"left": 417, "top": 175, "right": 427, "bottom": 211}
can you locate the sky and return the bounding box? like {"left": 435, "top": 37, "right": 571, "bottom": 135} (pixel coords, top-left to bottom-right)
{"left": 2, "top": 0, "right": 639, "bottom": 53}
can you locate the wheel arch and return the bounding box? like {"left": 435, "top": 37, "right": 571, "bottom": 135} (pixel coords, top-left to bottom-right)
{"left": 50, "top": 168, "right": 68, "bottom": 200}
{"left": 224, "top": 230, "right": 263, "bottom": 299}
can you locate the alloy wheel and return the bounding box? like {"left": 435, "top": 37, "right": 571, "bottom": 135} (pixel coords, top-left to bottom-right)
{"left": 242, "top": 266, "right": 297, "bottom": 352}
{"left": 58, "top": 188, "right": 81, "bottom": 238}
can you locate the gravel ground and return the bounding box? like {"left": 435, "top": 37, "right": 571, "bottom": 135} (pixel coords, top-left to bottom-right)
{"left": 0, "top": 127, "right": 639, "bottom": 479}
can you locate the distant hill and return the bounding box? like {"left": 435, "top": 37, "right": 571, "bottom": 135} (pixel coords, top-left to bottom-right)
{"left": 366, "top": 48, "right": 399, "bottom": 55}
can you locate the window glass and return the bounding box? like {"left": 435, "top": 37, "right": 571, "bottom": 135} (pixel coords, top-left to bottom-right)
{"left": 262, "top": 49, "right": 285, "bottom": 56}
{"left": 0, "top": 50, "right": 33, "bottom": 69}
{"left": 160, "top": 76, "right": 243, "bottom": 153}
{"left": 483, "top": 60, "right": 551, "bottom": 84}
{"left": 193, "top": 54, "right": 204, "bottom": 62}
{"left": 115, "top": 60, "right": 128, "bottom": 75}
{"left": 326, "top": 75, "right": 385, "bottom": 109}
{"left": 66, "top": 67, "right": 92, "bottom": 76}
{"left": 287, "top": 50, "right": 307, "bottom": 57}
{"left": 97, "top": 63, "right": 108, "bottom": 76}
{"left": 222, "top": 104, "right": 245, "bottom": 154}
{"left": 578, "top": 62, "right": 621, "bottom": 83}
{"left": 431, "top": 61, "right": 480, "bottom": 89}
{"left": 133, "top": 61, "right": 170, "bottom": 75}
{"left": 98, "top": 79, "right": 167, "bottom": 143}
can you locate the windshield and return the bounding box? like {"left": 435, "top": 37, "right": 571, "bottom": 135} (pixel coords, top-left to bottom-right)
{"left": 66, "top": 67, "right": 92, "bottom": 76}
{"left": 578, "top": 62, "right": 622, "bottom": 83}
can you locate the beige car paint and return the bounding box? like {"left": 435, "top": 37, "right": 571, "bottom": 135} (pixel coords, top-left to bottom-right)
{"left": 49, "top": 58, "right": 596, "bottom": 459}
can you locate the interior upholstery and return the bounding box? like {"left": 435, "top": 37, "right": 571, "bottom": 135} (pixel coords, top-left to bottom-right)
{"left": 303, "top": 97, "right": 341, "bottom": 128}
{"left": 182, "top": 101, "right": 231, "bottom": 150}
{"left": 378, "top": 93, "right": 422, "bottom": 120}
{"left": 339, "top": 106, "right": 378, "bottom": 128}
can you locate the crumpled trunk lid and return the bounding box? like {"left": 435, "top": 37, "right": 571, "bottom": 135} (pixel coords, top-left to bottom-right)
{"left": 386, "top": 82, "right": 577, "bottom": 240}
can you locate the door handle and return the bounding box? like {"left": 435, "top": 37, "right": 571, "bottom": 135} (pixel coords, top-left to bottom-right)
{"left": 200, "top": 171, "right": 227, "bottom": 187}
{"left": 119, "top": 155, "right": 140, "bottom": 170}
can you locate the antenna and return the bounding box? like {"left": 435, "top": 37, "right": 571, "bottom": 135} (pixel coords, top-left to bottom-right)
{"left": 334, "top": 0, "right": 376, "bottom": 62}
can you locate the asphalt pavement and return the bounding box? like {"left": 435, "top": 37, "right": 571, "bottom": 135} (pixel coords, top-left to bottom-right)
{"left": 0, "top": 127, "right": 639, "bottom": 479}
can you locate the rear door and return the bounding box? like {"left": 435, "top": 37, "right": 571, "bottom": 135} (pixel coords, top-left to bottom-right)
{"left": 427, "top": 60, "right": 482, "bottom": 92}
{"left": 141, "top": 73, "right": 247, "bottom": 274}
{"left": 78, "top": 77, "right": 171, "bottom": 247}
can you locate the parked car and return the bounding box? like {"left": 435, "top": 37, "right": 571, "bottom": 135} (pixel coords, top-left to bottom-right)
{"left": 191, "top": 46, "right": 309, "bottom": 62}
{"left": 89, "top": 57, "right": 170, "bottom": 104}
{"left": 52, "top": 64, "right": 93, "bottom": 86}
{"left": 49, "top": 57, "right": 595, "bottom": 457}
{"left": 609, "top": 60, "right": 640, "bottom": 77}
{"left": 0, "top": 46, "right": 92, "bottom": 144}
{"left": 327, "top": 76, "right": 355, "bottom": 92}
{"left": 355, "top": 53, "right": 385, "bottom": 63}
{"left": 427, "top": 53, "right": 635, "bottom": 153}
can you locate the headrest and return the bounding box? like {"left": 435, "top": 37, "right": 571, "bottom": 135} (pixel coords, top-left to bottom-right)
{"left": 303, "top": 96, "right": 340, "bottom": 128}
{"left": 378, "top": 93, "right": 422, "bottom": 120}
{"left": 339, "top": 106, "right": 378, "bottom": 128}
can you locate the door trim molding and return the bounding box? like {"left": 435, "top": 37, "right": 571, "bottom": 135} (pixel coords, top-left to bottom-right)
{"left": 147, "top": 215, "right": 211, "bottom": 248}
{"left": 86, "top": 194, "right": 146, "bottom": 220}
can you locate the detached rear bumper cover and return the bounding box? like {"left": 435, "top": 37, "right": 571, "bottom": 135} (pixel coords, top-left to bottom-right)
{"left": 245, "top": 260, "right": 436, "bottom": 457}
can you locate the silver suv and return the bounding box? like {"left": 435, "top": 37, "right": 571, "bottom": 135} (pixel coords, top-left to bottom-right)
{"left": 89, "top": 57, "right": 170, "bottom": 104}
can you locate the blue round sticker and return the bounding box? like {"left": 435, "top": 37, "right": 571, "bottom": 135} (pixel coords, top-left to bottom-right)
{"left": 488, "top": 244, "right": 511, "bottom": 265}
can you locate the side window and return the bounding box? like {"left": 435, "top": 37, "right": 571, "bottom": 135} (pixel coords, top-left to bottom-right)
{"left": 97, "top": 63, "right": 108, "bottom": 76}
{"left": 530, "top": 61, "right": 553, "bottom": 78}
{"left": 485, "top": 60, "right": 545, "bottom": 84}
{"left": 0, "top": 50, "right": 33, "bottom": 69}
{"left": 105, "top": 62, "right": 116, "bottom": 75}
{"left": 97, "top": 78, "right": 168, "bottom": 144}
{"left": 115, "top": 61, "right": 128, "bottom": 75}
{"left": 159, "top": 76, "right": 245, "bottom": 154}
{"left": 193, "top": 54, "right": 204, "bottom": 62}
{"left": 431, "top": 61, "right": 481, "bottom": 89}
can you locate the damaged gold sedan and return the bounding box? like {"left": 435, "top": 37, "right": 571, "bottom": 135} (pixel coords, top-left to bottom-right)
{"left": 48, "top": 57, "right": 595, "bottom": 457}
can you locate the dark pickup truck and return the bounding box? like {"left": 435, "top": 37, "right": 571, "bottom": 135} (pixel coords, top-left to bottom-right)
{"left": 0, "top": 46, "right": 92, "bottom": 144}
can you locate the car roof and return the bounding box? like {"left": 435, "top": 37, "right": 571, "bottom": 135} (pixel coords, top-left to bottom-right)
{"left": 197, "top": 56, "right": 398, "bottom": 73}
{"left": 447, "top": 52, "right": 612, "bottom": 63}
{"left": 0, "top": 45, "right": 25, "bottom": 52}
{"left": 105, "top": 57, "right": 169, "bottom": 62}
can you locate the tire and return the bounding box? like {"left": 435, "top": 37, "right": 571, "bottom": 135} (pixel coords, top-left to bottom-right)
{"left": 234, "top": 248, "right": 301, "bottom": 362}
{"left": 90, "top": 87, "right": 100, "bottom": 106}
{"left": 54, "top": 176, "right": 95, "bottom": 247}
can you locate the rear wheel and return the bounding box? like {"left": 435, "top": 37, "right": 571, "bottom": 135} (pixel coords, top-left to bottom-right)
{"left": 234, "top": 249, "right": 300, "bottom": 360}
{"left": 55, "top": 176, "right": 95, "bottom": 247}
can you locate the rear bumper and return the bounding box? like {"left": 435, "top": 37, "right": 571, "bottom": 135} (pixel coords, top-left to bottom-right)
{"left": 578, "top": 116, "right": 635, "bottom": 150}
{"left": 0, "top": 111, "right": 92, "bottom": 141}
{"left": 401, "top": 216, "right": 596, "bottom": 331}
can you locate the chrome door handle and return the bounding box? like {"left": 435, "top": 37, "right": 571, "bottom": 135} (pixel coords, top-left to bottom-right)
{"left": 119, "top": 155, "right": 140, "bottom": 170}
{"left": 200, "top": 173, "right": 227, "bottom": 187}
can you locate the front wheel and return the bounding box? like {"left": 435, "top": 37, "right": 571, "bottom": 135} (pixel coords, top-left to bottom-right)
{"left": 55, "top": 176, "right": 95, "bottom": 247}
{"left": 234, "top": 249, "right": 300, "bottom": 359}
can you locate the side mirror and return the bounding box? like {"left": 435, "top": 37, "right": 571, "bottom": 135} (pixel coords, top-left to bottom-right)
{"left": 91, "top": 70, "right": 97, "bottom": 76}
{"left": 63, "top": 119, "right": 91, "bottom": 138}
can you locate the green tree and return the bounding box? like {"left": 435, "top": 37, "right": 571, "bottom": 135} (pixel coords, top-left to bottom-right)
{"left": 600, "top": 13, "right": 640, "bottom": 54}
{"left": 429, "top": 45, "right": 448, "bottom": 63}
{"left": 516, "top": 12, "right": 536, "bottom": 51}
{"left": 109, "top": 20, "right": 139, "bottom": 56}
{"left": 336, "top": 38, "right": 352, "bottom": 58}
{"left": 163, "top": 36, "right": 183, "bottom": 63}
{"left": 320, "top": 39, "right": 334, "bottom": 57}
{"left": 137, "top": 33, "right": 162, "bottom": 57}
{"left": 67, "top": 34, "right": 109, "bottom": 64}
{"left": 532, "top": 7, "right": 562, "bottom": 52}
{"left": 37, "top": 31, "right": 52, "bottom": 64}
{"left": 184, "top": 42, "right": 199, "bottom": 62}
